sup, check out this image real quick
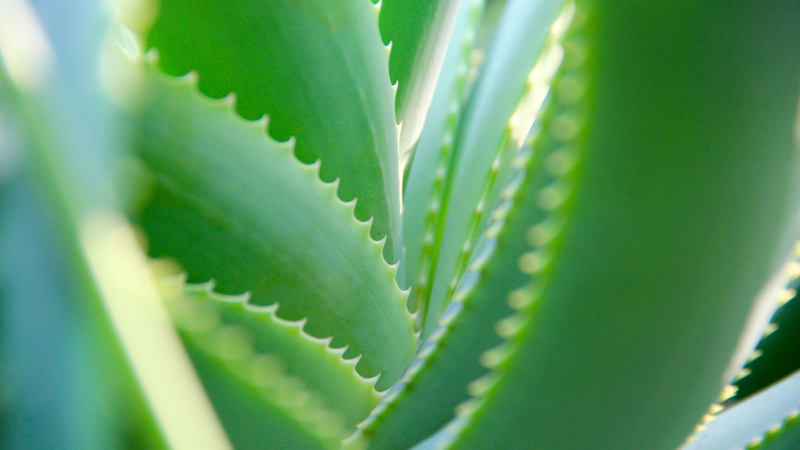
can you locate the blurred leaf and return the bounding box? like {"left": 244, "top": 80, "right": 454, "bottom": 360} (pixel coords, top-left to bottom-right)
{"left": 164, "top": 279, "right": 383, "bottom": 430}
{"left": 422, "top": 1, "right": 800, "bottom": 448}
{"left": 686, "top": 370, "right": 800, "bottom": 450}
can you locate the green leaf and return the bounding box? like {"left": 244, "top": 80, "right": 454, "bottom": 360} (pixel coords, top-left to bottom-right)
{"left": 177, "top": 317, "right": 347, "bottom": 450}
{"left": 378, "top": 0, "right": 461, "bottom": 157}
{"left": 162, "top": 277, "right": 383, "bottom": 430}
{"left": 422, "top": 1, "right": 800, "bottom": 448}
{"left": 0, "top": 123, "right": 125, "bottom": 450}
{"left": 751, "top": 416, "right": 800, "bottom": 450}
{"left": 0, "top": 3, "right": 223, "bottom": 447}
{"left": 414, "top": 0, "right": 568, "bottom": 338}
{"left": 348, "top": 131, "right": 542, "bottom": 449}
{"left": 131, "top": 65, "right": 417, "bottom": 389}
{"left": 685, "top": 370, "right": 800, "bottom": 450}
{"left": 401, "top": 0, "right": 485, "bottom": 311}
{"left": 147, "top": 0, "right": 401, "bottom": 263}
{"left": 472, "top": 0, "right": 509, "bottom": 56}
{"left": 736, "top": 287, "right": 800, "bottom": 401}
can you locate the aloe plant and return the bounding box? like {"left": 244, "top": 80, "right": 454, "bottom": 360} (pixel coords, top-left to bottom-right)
{"left": 2, "top": 0, "right": 800, "bottom": 449}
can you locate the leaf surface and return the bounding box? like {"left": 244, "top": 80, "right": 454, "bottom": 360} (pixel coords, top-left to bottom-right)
{"left": 378, "top": 0, "right": 462, "bottom": 157}
{"left": 414, "top": 0, "right": 568, "bottom": 338}
{"left": 349, "top": 131, "right": 545, "bottom": 449}
{"left": 148, "top": 0, "right": 402, "bottom": 262}
{"left": 736, "top": 288, "right": 800, "bottom": 401}
{"left": 163, "top": 278, "right": 383, "bottom": 430}
{"left": 421, "top": 1, "right": 800, "bottom": 448}
{"left": 686, "top": 370, "right": 800, "bottom": 450}
{"left": 132, "top": 67, "right": 417, "bottom": 389}
{"left": 402, "top": 0, "right": 484, "bottom": 308}
{"left": 178, "top": 318, "right": 346, "bottom": 450}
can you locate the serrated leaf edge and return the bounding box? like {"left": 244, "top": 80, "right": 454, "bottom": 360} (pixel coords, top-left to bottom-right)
{"left": 405, "top": 0, "right": 485, "bottom": 326}
{"left": 343, "top": 130, "right": 538, "bottom": 450}
{"left": 747, "top": 412, "right": 800, "bottom": 449}
{"left": 417, "top": 1, "right": 574, "bottom": 335}
{"left": 167, "top": 273, "right": 387, "bottom": 400}
{"left": 133, "top": 0, "right": 402, "bottom": 263}
{"left": 431, "top": 6, "right": 589, "bottom": 446}
{"left": 683, "top": 370, "right": 800, "bottom": 450}
{"left": 135, "top": 51, "right": 418, "bottom": 380}
{"left": 159, "top": 276, "right": 349, "bottom": 447}
{"left": 679, "top": 248, "right": 800, "bottom": 429}
{"left": 733, "top": 254, "right": 800, "bottom": 396}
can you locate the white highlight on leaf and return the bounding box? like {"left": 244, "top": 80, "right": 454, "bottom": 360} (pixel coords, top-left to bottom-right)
{"left": 81, "top": 212, "right": 232, "bottom": 450}
{"left": 724, "top": 253, "right": 797, "bottom": 384}
{"left": 0, "top": 0, "right": 55, "bottom": 91}
{"left": 507, "top": 2, "right": 574, "bottom": 149}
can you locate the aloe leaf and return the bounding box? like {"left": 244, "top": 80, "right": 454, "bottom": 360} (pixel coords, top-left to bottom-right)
{"left": 401, "top": 0, "right": 484, "bottom": 312}
{"left": 161, "top": 277, "right": 383, "bottom": 430}
{"left": 175, "top": 313, "right": 347, "bottom": 450}
{"left": 378, "top": 0, "right": 461, "bottom": 158}
{"left": 0, "top": 158, "right": 168, "bottom": 450}
{"left": 0, "top": 2, "right": 230, "bottom": 446}
{"left": 0, "top": 0, "right": 117, "bottom": 212}
{"left": 131, "top": 66, "right": 416, "bottom": 389}
{"left": 421, "top": 1, "right": 800, "bottom": 448}
{"left": 415, "top": 0, "right": 568, "bottom": 338}
{"left": 750, "top": 416, "right": 800, "bottom": 450}
{"left": 349, "top": 131, "right": 545, "bottom": 449}
{"left": 0, "top": 106, "right": 123, "bottom": 449}
{"left": 736, "top": 287, "right": 800, "bottom": 401}
{"left": 147, "top": 0, "right": 401, "bottom": 263}
{"left": 685, "top": 370, "right": 800, "bottom": 450}
{"left": 472, "top": 0, "right": 508, "bottom": 54}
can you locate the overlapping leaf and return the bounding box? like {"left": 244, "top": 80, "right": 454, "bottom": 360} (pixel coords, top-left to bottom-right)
{"left": 147, "top": 0, "right": 402, "bottom": 262}
{"left": 162, "top": 277, "right": 383, "bottom": 430}
{"left": 401, "top": 0, "right": 485, "bottom": 311}
{"left": 736, "top": 287, "right": 800, "bottom": 401}
{"left": 131, "top": 65, "right": 417, "bottom": 389}
{"left": 686, "top": 370, "right": 800, "bottom": 450}
{"left": 178, "top": 322, "right": 345, "bottom": 450}
{"left": 408, "top": 0, "right": 569, "bottom": 338}
{"left": 378, "top": 0, "right": 462, "bottom": 157}
{"left": 348, "top": 130, "right": 546, "bottom": 449}
{"left": 420, "top": 1, "right": 800, "bottom": 448}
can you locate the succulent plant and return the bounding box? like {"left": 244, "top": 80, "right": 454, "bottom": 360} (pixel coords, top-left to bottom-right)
{"left": 1, "top": 0, "right": 800, "bottom": 449}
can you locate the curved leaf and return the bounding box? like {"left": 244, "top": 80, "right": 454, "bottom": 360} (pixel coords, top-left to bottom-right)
{"left": 415, "top": 0, "right": 568, "bottom": 338}
{"left": 401, "top": 0, "right": 485, "bottom": 315}
{"left": 736, "top": 287, "right": 800, "bottom": 401}
{"left": 175, "top": 312, "right": 347, "bottom": 450}
{"left": 162, "top": 277, "right": 383, "bottom": 430}
{"left": 378, "top": 0, "right": 461, "bottom": 157}
{"left": 131, "top": 65, "right": 416, "bottom": 389}
{"left": 147, "top": 0, "right": 401, "bottom": 262}
{"left": 686, "top": 370, "right": 800, "bottom": 450}
{"left": 423, "top": 1, "right": 800, "bottom": 448}
{"left": 349, "top": 132, "right": 544, "bottom": 449}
